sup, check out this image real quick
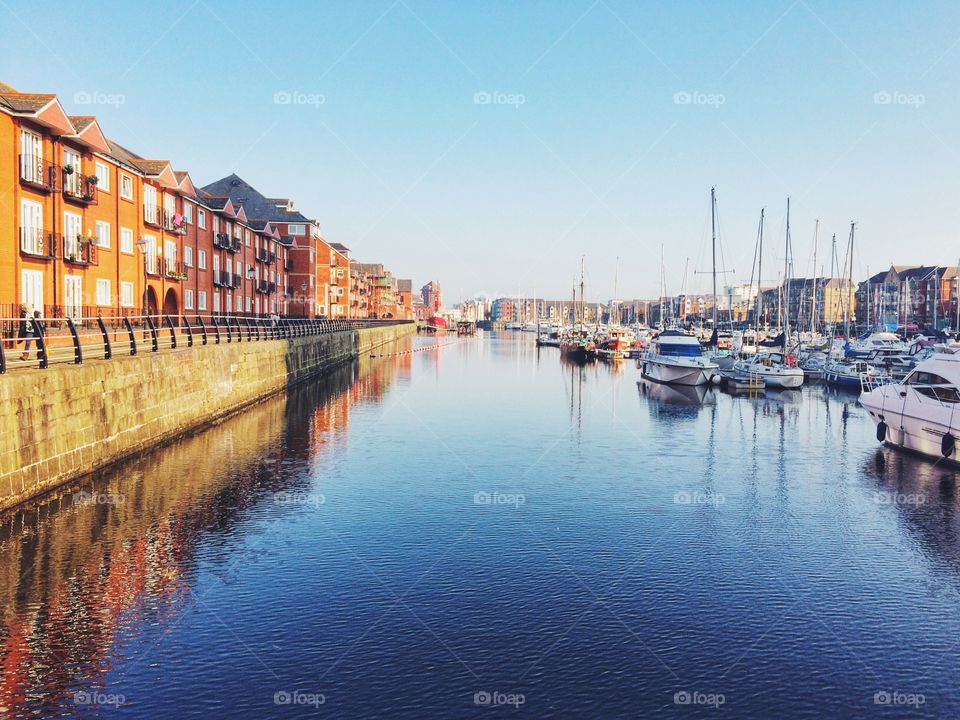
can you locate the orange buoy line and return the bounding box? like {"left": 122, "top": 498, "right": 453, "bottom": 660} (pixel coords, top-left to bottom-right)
{"left": 371, "top": 337, "right": 465, "bottom": 358}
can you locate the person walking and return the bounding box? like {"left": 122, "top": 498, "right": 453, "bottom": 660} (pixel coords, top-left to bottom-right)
{"left": 17, "top": 304, "right": 35, "bottom": 361}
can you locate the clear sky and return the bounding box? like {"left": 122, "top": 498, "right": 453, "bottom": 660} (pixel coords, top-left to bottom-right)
{"left": 3, "top": 1, "right": 958, "bottom": 304}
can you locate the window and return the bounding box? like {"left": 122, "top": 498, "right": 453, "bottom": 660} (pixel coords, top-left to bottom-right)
{"left": 63, "top": 148, "right": 81, "bottom": 194}
{"left": 144, "top": 185, "right": 158, "bottom": 221}
{"left": 235, "top": 260, "right": 241, "bottom": 276}
{"left": 198, "top": 250, "right": 206, "bottom": 270}
{"left": 213, "top": 293, "right": 220, "bottom": 313}
{"left": 95, "top": 279, "right": 111, "bottom": 306}
{"left": 226, "top": 295, "right": 232, "bottom": 313}
{"left": 197, "top": 209, "right": 206, "bottom": 229}
{"left": 120, "top": 173, "right": 133, "bottom": 200}
{"left": 63, "top": 211, "right": 82, "bottom": 258}
{"left": 19, "top": 130, "right": 42, "bottom": 183}
{"left": 245, "top": 230, "right": 251, "bottom": 246}
{"left": 164, "top": 240, "right": 177, "bottom": 272}
{"left": 94, "top": 220, "right": 110, "bottom": 249}
{"left": 213, "top": 255, "right": 220, "bottom": 274}
{"left": 20, "top": 199, "right": 43, "bottom": 255}
{"left": 20, "top": 269, "right": 43, "bottom": 312}
{"left": 213, "top": 215, "right": 219, "bottom": 233}
{"left": 198, "top": 291, "right": 207, "bottom": 311}
{"left": 288, "top": 223, "right": 306, "bottom": 236}
{"left": 246, "top": 296, "right": 251, "bottom": 312}
{"left": 120, "top": 281, "right": 134, "bottom": 307}
{"left": 120, "top": 227, "right": 134, "bottom": 254}
{"left": 184, "top": 289, "right": 194, "bottom": 310}
{"left": 94, "top": 162, "right": 110, "bottom": 192}
{"left": 183, "top": 202, "right": 193, "bottom": 224}
{"left": 184, "top": 246, "right": 193, "bottom": 267}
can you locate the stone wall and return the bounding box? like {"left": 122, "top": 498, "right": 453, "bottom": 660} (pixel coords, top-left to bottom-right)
{"left": 0, "top": 323, "right": 414, "bottom": 512}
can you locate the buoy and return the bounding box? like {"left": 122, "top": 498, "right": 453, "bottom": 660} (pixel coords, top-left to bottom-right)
{"left": 941, "top": 432, "right": 955, "bottom": 457}
{"left": 876, "top": 421, "right": 887, "bottom": 442}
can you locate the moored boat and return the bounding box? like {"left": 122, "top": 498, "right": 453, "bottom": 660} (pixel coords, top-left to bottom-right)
{"left": 640, "top": 330, "right": 718, "bottom": 386}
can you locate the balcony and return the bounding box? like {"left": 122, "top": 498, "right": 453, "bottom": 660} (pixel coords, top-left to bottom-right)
{"left": 285, "top": 286, "right": 294, "bottom": 298}
{"left": 213, "top": 232, "right": 232, "bottom": 251}
{"left": 256, "top": 248, "right": 277, "bottom": 264}
{"left": 164, "top": 260, "right": 188, "bottom": 281}
{"left": 20, "top": 228, "right": 57, "bottom": 259}
{"left": 256, "top": 280, "right": 277, "bottom": 295}
{"left": 284, "top": 258, "right": 294, "bottom": 272}
{"left": 19, "top": 155, "right": 59, "bottom": 193}
{"left": 144, "top": 205, "right": 161, "bottom": 227}
{"left": 213, "top": 270, "right": 231, "bottom": 288}
{"left": 62, "top": 172, "right": 98, "bottom": 205}
{"left": 62, "top": 236, "right": 98, "bottom": 265}
{"left": 162, "top": 210, "right": 187, "bottom": 235}
{"left": 145, "top": 256, "right": 161, "bottom": 277}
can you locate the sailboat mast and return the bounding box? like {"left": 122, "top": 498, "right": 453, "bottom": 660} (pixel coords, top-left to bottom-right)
{"left": 756, "top": 208, "right": 764, "bottom": 327}
{"left": 613, "top": 256, "right": 620, "bottom": 327}
{"left": 811, "top": 219, "right": 819, "bottom": 335}
{"left": 711, "top": 187, "right": 718, "bottom": 331}
{"left": 579, "top": 256, "right": 585, "bottom": 331}
{"left": 783, "top": 197, "right": 791, "bottom": 348}
{"left": 845, "top": 222, "right": 855, "bottom": 337}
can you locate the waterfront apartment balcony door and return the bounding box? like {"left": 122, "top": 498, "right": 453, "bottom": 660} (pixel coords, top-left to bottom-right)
{"left": 64, "top": 275, "right": 82, "bottom": 320}
{"left": 63, "top": 211, "right": 82, "bottom": 259}
{"left": 20, "top": 269, "right": 43, "bottom": 313}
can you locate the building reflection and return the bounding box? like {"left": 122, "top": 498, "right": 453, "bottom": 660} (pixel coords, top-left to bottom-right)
{"left": 0, "top": 352, "right": 408, "bottom": 715}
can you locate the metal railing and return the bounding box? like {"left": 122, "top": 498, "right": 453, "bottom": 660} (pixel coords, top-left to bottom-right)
{"left": 20, "top": 228, "right": 57, "bottom": 258}
{"left": 62, "top": 173, "right": 98, "bottom": 205}
{"left": 19, "top": 154, "right": 60, "bottom": 192}
{"left": 62, "top": 236, "right": 98, "bottom": 265}
{"left": 0, "top": 314, "right": 412, "bottom": 373}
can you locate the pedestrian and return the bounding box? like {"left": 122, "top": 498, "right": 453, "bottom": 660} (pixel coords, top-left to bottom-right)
{"left": 17, "top": 304, "right": 35, "bottom": 361}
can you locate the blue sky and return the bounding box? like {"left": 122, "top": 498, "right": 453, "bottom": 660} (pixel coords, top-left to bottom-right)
{"left": 3, "top": 0, "right": 958, "bottom": 303}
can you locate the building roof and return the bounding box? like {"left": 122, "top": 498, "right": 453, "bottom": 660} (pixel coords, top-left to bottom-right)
{"left": 330, "top": 242, "right": 350, "bottom": 254}
{"left": 201, "top": 173, "right": 311, "bottom": 223}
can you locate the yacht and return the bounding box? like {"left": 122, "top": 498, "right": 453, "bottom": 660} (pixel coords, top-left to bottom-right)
{"left": 640, "top": 330, "right": 718, "bottom": 386}
{"left": 732, "top": 351, "right": 805, "bottom": 389}
{"left": 845, "top": 331, "right": 909, "bottom": 359}
{"left": 860, "top": 346, "right": 960, "bottom": 463}
{"left": 823, "top": 359, "right": 881, "bottom": 389}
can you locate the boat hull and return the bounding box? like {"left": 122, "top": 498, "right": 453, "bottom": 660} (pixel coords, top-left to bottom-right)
{"left": 641, "top": 358, "right": 716, "bottom": 386}
{"left": 861, "top": 390, "right": 960, "bottom": 465}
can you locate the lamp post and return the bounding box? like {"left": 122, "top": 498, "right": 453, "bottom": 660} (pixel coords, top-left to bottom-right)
{"left": 135, "top": 236, "right": 147, "bottom": 318}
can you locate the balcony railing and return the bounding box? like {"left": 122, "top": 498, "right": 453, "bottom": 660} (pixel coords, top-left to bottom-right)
{"left": 162, "top": 210, "right": 187, "bottom": 235}
{"left": 19, "top": 155, "right": 59, "bottom": 192}
{"left": 164, "top": 260, "right": 188, "bottom": 281}
{"left": 285, "top": 286, "right": 294, "bottom": 298}
{"left": 256, "top": 281, "right": 277, "bottom": 294}
{"left": 20, "top": 228, "right": 57, "bottom": 259}
{"left": 284, "top": 259, "right": 294, "bottom": 272}
{"left": 62, "top": 236, "right": 98, "bottom": 265}
{"left": 256, "top": 248, "right": 277, "bottom": 264}
{"left": 213, "top": 233, "right": 231, "bottom": 250}
{"left": 213, "top": 271, "right": 242, "bottom": 288}
{"left": 62, "top": 173, "right": 98, "bottom": 205}
{"left": 144, "top": 205, "right": 161, "bottom": 227}
{"left": 145, "top": 256, "right": 161, "bottom": 277}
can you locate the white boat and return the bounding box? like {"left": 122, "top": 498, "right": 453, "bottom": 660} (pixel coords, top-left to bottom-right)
{"left": 845, "top": 331, "right": 909, "bottom": 358}
{"left": 733, "top": 351, "right": 805, "bottom": 389}
{"left": 640, "top": 330, "right": 718, "bottom": 386}
{"left": 860, "top": 346, "right": 960, "bottom": 464}
{"left": 823, "top": 359, "right": 881, "bottom": 389}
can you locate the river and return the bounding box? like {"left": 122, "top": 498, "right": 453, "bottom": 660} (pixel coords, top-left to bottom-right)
{"left": 1, "top": 331, "right": 958, "bottom": 718}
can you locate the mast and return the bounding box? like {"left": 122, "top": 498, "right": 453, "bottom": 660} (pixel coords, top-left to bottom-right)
{"left": 756, "top": 208, "right": 764, "bottom": 327}
{"left": 811, "top": 219, "right": 819, "bottom": 336}
{"left": 845, "top": 222, "right": 855, "bottom": 338}
{"left": 933, "top": 267, "right": 938, "bottom": 331}
{"left": 711, "top": 187, "right": 718, "bottom": 331}
{"left": 659, "top": 245, "right": 666, "bottom": 330}
{"left": 579, "top": 255, "right": 585, "bottom": 332}
{"left": 782, "top": 197, "right": 791, "bottom": 350}
{"left": 613, "top": 256, "right": 620, "bottom": 327}
{"left": 956, "top": 258, "right": 960, "bottom": 333}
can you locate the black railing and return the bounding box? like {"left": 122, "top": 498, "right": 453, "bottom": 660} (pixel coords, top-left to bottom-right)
{"left": 256, "top": 248, "right": 277, "bottom": 264}
{"left": 20, "top": 228, "right": 57, "bottom": 258}
{"left": 0, "top": 313, "right": 413, "bottom": 372}
{"left": 213, "top": 270, "right": 233, "bottom": 288}
{"left": 284, "top": 259, "right": 294, "bottom": 272}
{"left": 62, "top": 173, "right": 98, "bottom": 205}
{"left": 19, "top": 155, "right": 60, "bottom": 192}
{"left": 213, "top": 232, "right": 232, "bottom": 250}
{"left": 163, "top": 260, "right": 188, "bottom": 280}
{"left": 162, "top": 210, "right": 187, "bottom": 234}
{"left": 62, "top": 237, "right": 98, "bottom": 265}
{"left": 256, "top": 281, "right": 277, "bottom": 294}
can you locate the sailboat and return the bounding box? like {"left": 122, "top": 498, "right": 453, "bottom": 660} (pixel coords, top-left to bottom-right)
{"left": 734, "top": 197, "right": 804, "bottom": 388}
{"left": 560, "top": 258, "right": 598, "bottom": 362}
{"left": 601, "top": 258, "right": 633, "bottom": 359}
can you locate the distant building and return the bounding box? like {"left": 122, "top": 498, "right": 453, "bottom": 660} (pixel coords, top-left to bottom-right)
{"left": 421, "top": 281, "right": 443, "bottom": 315}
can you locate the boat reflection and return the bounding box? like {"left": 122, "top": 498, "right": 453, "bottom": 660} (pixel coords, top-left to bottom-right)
{"left": 638, "top": 379, "right": 715, "bottom": 407}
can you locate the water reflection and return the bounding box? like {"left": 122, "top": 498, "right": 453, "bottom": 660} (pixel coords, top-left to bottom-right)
{"left": 0, "top": 348, "right": 410, "bottom": 718}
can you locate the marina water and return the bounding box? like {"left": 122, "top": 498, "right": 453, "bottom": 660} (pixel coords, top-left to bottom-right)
{"left": 1, "top": 332, "right": 958, "bottom": 718}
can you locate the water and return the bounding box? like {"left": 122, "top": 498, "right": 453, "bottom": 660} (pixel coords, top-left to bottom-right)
{"left": 1, "top": 332, "right": 959, "bottom": 718}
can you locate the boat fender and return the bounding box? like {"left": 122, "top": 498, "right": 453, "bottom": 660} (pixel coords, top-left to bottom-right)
{"left": 941, "top": 433, "right": 956, "bottom": 457}
{"left": 876, "top": 421, "right": 887, "bottom": 442}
